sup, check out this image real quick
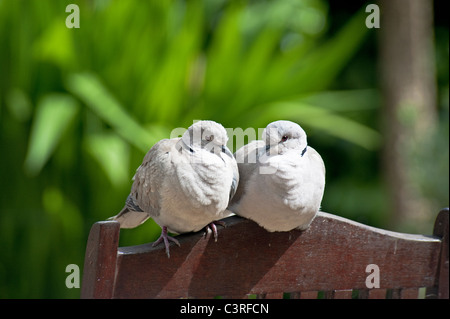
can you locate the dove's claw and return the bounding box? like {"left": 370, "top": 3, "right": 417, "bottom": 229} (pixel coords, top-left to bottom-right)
{"left": 153, "top": 226, "right": 180, "bottom": 258}
{"left": 204, "top": 221, "right": 226, "bottom": 242}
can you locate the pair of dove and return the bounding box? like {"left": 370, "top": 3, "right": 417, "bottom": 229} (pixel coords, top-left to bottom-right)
{"left": 111, "top": 120, "right": 325, "bottom": 257}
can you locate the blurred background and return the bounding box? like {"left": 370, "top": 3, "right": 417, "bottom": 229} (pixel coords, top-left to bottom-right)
{"left": 0, "top": 0, "right": 448, "bottom": 298}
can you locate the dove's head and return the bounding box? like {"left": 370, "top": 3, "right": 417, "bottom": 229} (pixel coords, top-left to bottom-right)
{"left": 262, "top": 120, "right": 308, "bottom": 155}
{"left": 182, "top": 120, "right": 232, "bottom": 156}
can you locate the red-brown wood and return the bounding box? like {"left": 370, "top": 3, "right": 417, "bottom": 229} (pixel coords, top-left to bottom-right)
{"left": 260, "top": 292, "right": 284, "bottom": 299}
{"left": 400, "top": 288, "right": 419, "bottom": 299}
{"left": 299, "top": 291, "right": 317, "bottom": 299}
{"left": 81, "top": 221, "right": 120, "bottom": 298}
{"left": 332, "top": 289, "right": 353, "bottom": 299}
{"left": 367, "top": 288, "right": 387, "bottom": 299}
{"left": 81, "top": 209, "right": 449, "bottom": 299}
{"left": 287, "top": 291, "right": 301, "bottom": 299}
{"left": 433, "top": 208, "right": 449, "bottom": 299}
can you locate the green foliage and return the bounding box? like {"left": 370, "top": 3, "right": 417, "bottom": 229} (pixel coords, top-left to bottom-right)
{"left": 0, "top": 0, "right": 447, "bottom": 298}
{"left": 24, "top": 94, "right": 79, "bottom": 175}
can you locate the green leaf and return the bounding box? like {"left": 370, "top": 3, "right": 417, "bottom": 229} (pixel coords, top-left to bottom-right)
{"left": 66, "top": 72, "right": 156, "bottom": 152}
{"left": 253, "top": 100, "right": 381, "bottom": 150}
{"left": 204, "top": 4, "right": 243, "bottom": 102}
{"left": 84, "top": 133, "right": 130, "bottom": 188}
{"left": 32, "top": 20, "right": 76, "bottom": 68}
{"left": 298, "top": 89, "right": 380, "bottom": 112}
{"left": 288, "top": 8, "right": 370, "bottom": 93}
{"left": 5, "top": 88, "right": 33, "bottom": 122}
{"left": 24, "top": 94, "right": 79, "bottom": 175}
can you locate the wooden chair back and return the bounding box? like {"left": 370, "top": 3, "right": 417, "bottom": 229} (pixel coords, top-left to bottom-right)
{"left": 81, "top": 208, "right": 448, "bottom": 299}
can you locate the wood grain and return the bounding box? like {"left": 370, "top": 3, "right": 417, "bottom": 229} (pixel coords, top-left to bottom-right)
{"left": 81, "top": 221, "right": 120, "bottom": 298}
{"left": 106, "top": 211, "right": 444, "bottom": 298}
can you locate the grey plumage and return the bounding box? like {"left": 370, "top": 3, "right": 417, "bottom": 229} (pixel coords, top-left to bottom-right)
{"left": 229, "top": 120, "right": 325, "bottom": 232}
{"left": 111, "top": 120, "right": 238, "bottom": 256}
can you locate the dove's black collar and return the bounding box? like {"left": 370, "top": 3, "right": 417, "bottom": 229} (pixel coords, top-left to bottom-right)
{"left": 222, "top": 145, "right": 234, "bottom": 159}
{"left": 178, "top": 139, "right": 195, "bottom": 153}
{"left": 301, "top": 145, "right": 307, "bottom": 157}
{"left": 264, "top": 144, "right": 308, "bottom": 157}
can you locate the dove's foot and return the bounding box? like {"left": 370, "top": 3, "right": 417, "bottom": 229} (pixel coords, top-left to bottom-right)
{"left": 152, "top": 226, "right": 180, "bottom": 258}
{"left": 205, "top": 220, "right": 227, "bottom": 242}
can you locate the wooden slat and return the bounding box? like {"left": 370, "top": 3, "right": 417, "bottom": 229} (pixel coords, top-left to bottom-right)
{"left": 400, "top": 288, "right": 419, "bottom": 299}
{"left": 434, "top": 208, "right": 449, "bottom": 299}
{"left": 389, "top": 288, "right": 401, "bottom": 299}
{"left": 288, "top": 292, "right": 301, "bottom": 299}
{"left": 425, "top": 209, "right": 449, "bottom": 299}
{"left": 111, "top": 212, "right": 442, "bottom": 298}
{"left": 262, "top": 292, "right": 284, "bottom": 299}
{"left": 299, "top": 291, "right": 318, "bottom": 299}
{"left": 81, "top": 221, "right": 120, "bottom": 298}
{"left": 368, "top": 288, "right": 387, "bottom": 299}
{"left": 359, "top": 288, "right": 388, "bottom": 299}
{"left": 332, "top": 289, "right": 353, "bottom": 299}
{"left": 322, "top": 291, "right": 333, "bottom": 299}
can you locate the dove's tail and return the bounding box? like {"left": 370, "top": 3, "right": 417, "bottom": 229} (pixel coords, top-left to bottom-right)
{"left": 108, "top": 207, "right": 150, "bottom": 229}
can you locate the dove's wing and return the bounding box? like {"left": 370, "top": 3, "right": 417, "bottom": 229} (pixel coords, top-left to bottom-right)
{"left": 111, "top": 138, "right": 178, "bottom": 229}
{"left": 302, "top": 145, "right": 326, "bottom": 210}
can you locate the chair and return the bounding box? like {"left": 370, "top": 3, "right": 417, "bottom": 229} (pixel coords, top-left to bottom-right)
{"left": 81, "top": 208, "right": 448, "bottom": 299}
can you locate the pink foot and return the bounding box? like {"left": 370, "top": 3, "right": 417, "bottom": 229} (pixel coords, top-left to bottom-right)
{"left": 152, "top": 226, "right": 180, "bottom": 258}
{"left": 205, "top": 220, "right": 227, "bottom": 242}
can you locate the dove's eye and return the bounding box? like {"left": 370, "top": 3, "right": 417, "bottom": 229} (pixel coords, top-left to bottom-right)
{"left": 205, "top": 135, "right": 214, "bottom": 141}
{"left": 281, "top": 135, "right": 289, "bottom": 142}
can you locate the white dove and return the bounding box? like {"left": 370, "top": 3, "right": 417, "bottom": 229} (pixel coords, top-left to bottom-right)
{"left": 111, "top": 120, "right": 239, "bottom": 257}
{"left": 229, "top": 120, "right": 325, "bottom": 232}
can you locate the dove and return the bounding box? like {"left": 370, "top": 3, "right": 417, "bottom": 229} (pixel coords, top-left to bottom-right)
{"left": 229, "top": 120, "right": 325, "bottom": 232}
{"left": 111, "top": 120, "right": 239, "bottom": 257}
